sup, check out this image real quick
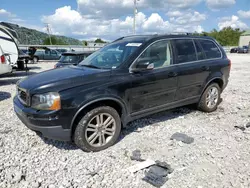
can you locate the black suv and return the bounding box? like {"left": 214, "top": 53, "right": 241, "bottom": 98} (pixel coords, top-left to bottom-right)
{"left": 14, "top": 35, "right": 231, "bottom": 152}
{"left": 54, "top": 51, "right": 92, "bottom": 68}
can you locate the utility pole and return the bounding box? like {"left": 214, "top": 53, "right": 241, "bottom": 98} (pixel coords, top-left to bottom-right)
{"left": 45, "top": 23, "right": 52, "bottom": 45}
{"left": 133, "top": 0, "right": 139, "bottom": 34}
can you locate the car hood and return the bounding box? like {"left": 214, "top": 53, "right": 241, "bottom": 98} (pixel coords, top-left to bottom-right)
{"left": 18, "top": 66, "right": 111, "bottom": 93}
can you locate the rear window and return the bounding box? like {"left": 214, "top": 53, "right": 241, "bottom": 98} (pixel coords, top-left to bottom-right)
{"left": 59, "top": 55, "right": 79, "bottom": 63}
{"left": 173, "top": 39, "right": 197, "bottom": 64}
{"left": 198, "top": 40, "right": 221, "bottom": 59}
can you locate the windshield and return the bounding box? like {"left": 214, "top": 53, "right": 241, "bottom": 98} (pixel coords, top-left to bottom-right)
{"left": 79, "top": 40, "right": 144, "bottom": 69}
{"left": 59, "top": 55, "right": 79, "bottom": 63}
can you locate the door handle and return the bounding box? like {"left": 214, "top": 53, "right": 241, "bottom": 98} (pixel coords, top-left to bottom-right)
{"left": 202, "top": 66, "right": 209, "bottom": 71}
{"left": 168, "top": 72, "right": 178, "bottom": 77}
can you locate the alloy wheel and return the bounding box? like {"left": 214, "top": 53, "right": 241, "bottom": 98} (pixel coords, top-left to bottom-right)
{"left": 85, "top": 113, "right": 116, "bottom": 147}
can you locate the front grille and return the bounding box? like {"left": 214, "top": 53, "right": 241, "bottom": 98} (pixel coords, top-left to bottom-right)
{"left": 18, "top": 88, "right": 28, "bottom": 105}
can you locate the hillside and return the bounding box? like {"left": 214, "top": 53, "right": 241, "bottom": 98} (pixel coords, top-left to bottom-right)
{"left": 1, "top": 22, "right": 82, "bottom": 45}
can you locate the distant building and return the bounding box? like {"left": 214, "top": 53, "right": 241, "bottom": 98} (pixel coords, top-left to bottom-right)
{"left": 239, "top": 30, "right": 250, "bottom": 47}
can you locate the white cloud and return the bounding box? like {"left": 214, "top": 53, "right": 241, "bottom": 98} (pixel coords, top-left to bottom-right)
{"left": 238, "top": 10, "right": 250, "bottom": 19}
{"left": 0, "top": 9, "right": 15, "bottom": 18}
{"left": 42, "top": 6, "right": 205, "bottom": 39}
{"left": 77, "top": 0, "right": 202, "bottom": 19}
{"left": 170, "top": 11, "right": 206, "bottom": 24}
{"left": 164, "top": 0, "right": 202, "bottom": 9}
{"left": 166, "top": 10, "right": 183, "bottom": 17}
{"left": 206, "top": 0, "right": 235, "bottom": 10}
{"left": 218, "top": 15, "right": 248, "bottom": 30}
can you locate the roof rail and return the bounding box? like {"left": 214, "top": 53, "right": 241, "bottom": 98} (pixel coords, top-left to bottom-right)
{"left": 159, "top": 32, "right": 198, "bottom": 36}
{"left": 112, "top": 34, "right": 154, "bottom": 42}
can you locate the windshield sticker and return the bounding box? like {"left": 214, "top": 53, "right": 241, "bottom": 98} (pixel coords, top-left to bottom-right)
{"left": 126, "top": 43, "right": 142, "bottom": 47}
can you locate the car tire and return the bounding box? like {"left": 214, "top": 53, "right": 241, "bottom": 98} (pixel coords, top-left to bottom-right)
{"left": 198, "top": 83, "right": 221, "bottom": 113}
{"left": 74, "top": 106, "right": 121, "bottom": 152}
{"left": 33, "top": 57, "right": 38, "bottom": 63}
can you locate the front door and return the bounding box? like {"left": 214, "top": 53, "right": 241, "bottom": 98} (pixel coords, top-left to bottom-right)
{"left": 51, "top": 50, "right": 59, "bottom": 60}
{"left": 129, "top": 40, "right": 178, "bottom": 115}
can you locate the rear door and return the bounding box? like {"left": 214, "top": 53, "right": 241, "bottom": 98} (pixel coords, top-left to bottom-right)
{"left": 129, "top": 40, "right": 179, "bottom": 115}
{"left": 172, "top": 38, "right": 210, "bottom": 101}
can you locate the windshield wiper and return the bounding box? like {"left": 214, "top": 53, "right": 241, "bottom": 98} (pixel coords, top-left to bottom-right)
{"left": 80, "top": 64, "right": 101, "bottom": 69}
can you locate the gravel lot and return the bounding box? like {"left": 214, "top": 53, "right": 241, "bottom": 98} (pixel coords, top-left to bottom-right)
{"left": 0, "top": 54, "right": 250, "bottom": 188}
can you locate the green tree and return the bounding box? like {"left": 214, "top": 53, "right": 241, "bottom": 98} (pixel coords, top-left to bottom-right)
{"left": 94, "top": 38, "right": 106, "bottom": 43}
{"left": 43, "top": 36, "right": 68, "bottom": 45}
{"left": 82, "top": 40, "right": 88, "bottom": 46}
{"left": 197, "top": 27, "right": 244, "bottom": 46}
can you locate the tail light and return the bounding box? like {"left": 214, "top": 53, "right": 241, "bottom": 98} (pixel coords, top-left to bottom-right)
{"left": 0, "top": 55, "right": 5, "bottom": 64}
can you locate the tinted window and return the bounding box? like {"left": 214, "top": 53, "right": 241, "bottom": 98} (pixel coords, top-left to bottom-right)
{"left": 194, "top": 40, "right": 205, "bottom": 60}
{"left": 174, "top": 39, "right": 196, "bottom": 64}
{"left": 59, "top": 55, "right": 79, "bottom": 63}
{"left": 51, "top": 50, "right": 57, "bottom": 55}
{"left": 198, "top": 40, "right": 221, "bottom": 59}
{"left": 138, "top": 40, "right": 172, "bottom": 69}
{"left": 35, "top": 51, "right": 43, "bottom": 55}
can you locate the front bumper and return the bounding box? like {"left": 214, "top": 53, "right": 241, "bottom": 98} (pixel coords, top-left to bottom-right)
{"left": 13, "top": 96, "right": 71, "bottom": 141}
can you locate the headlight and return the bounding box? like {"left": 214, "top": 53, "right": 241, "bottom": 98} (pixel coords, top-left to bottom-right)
{"left": 31, "top": 92, "right": 61, "bottom": 110}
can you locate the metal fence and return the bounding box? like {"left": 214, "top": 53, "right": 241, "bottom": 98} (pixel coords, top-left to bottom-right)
{"left": 18, "top": 44, "right": 106, "bottom": 52}
{"left": 19, "top": 44, "right": 235, "bottom": 54}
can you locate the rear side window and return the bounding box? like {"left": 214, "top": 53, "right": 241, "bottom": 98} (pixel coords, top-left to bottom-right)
{"left": 194, "top": 40, "right": 205, "bottom": 60}
{"left": 173, "top": 39, "right": 196, "bottom": 64}
{"left": 198, "top": 40, "right": 221, "bottom": 59}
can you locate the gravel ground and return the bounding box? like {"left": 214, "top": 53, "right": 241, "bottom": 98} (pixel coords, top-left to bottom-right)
{"left": 0, "top": 55, "right": 250, "bottom": 188}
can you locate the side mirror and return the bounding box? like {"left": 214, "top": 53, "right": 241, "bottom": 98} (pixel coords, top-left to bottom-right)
{"left": 131, "top": 56, "right": 158, "bottom": 72}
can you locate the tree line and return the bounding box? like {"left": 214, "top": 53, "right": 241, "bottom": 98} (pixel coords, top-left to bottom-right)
{"left": 43, "top": 27, "right": 245, "bottom": 46}
{"left": 195, "top": 27, "right": 244, "bottom": 46}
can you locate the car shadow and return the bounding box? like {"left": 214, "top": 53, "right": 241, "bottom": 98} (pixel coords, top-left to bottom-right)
{"left": 3, "top": 71, "right": 37, "bottom": 78}
{"left": 0, "top": 71, "right": 37, "bottom": 86}
{"left": 28, "top": 66, "right": 41, "bottom": 70}
{"left": 0, "top": 91, "right": 11, "bottom": 101}
{"left": 40, "top": 137, "right": 79, "bottom": 150}
{"left": 35, "top": 106, "right": 195, "bottom": 151}
{"left": 121, "top": 106, "right": 195, "bottom": 139}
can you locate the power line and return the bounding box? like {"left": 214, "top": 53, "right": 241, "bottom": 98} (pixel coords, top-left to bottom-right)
{"left": 133, "top": 0, "right": 140, "bottom": 34}
{"left": 44, "top": 23, "right": 52, "bottom": 45}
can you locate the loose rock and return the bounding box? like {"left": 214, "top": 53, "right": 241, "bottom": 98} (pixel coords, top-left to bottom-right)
{"left": 170, "top": 132, "right": 194, "bottom": 144}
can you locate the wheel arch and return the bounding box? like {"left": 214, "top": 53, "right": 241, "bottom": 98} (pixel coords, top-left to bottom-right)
{"left": 33, "top": 56, "right": 39, "bottom": 61}
{"left": 202, "top": 77, "right": 224, "bottom": 95}
{"left": 70, "top": 97, "right": 127, "bottom": 136}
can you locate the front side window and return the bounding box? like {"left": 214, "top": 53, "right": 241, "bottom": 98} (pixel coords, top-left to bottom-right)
{"left": 138, "top": 40, "right": 172, "bottom": 69}
{"left": 198, "top": 40, "right": 221, "bottom": 59}
{"left": 79, "top": 40, "right": 144, "bottom": 69}
{"left": 173, "top": 39, "right": 196, "bottom": 64}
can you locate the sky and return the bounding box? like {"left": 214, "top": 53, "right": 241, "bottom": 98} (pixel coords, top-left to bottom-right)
{"left": 0, "top": 0, "right": 250, "bottom": 41}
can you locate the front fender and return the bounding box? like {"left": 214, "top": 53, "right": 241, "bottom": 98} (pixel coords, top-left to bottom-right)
{"left": 70, "top": 94, "right": 127, "bottom": 129}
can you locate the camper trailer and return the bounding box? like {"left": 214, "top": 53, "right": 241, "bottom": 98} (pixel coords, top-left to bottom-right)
{"left": 0, "top": 22, "right": 29, "bottom": 71}
{"left": 0, "top": 45, "right": 12, "bottom": 75}
{"left": 0, "top": 23, "right": 19, "bottom": 67}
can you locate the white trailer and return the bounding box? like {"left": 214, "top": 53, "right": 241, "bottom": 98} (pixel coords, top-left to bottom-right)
{"left": 0, "top": 45, "right": 12, "bottom": 75}
{"left": 0, "top": 23, "right": 19, "bottom": 67}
